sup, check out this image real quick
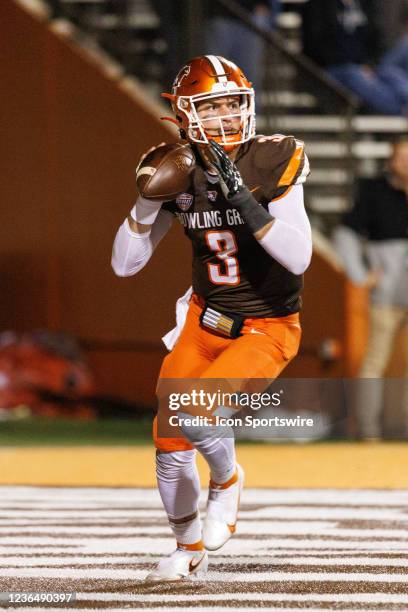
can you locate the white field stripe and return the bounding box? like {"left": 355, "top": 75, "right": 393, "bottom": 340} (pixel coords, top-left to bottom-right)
{"left": 2, "top": 485, "right": 408, "bottom": 499}
{"left": 2, "top": 550, "right": 408, "bottom": 559}
{"left": 240, "top": 489, "right": 408, "bottom": 505}
{"left": 0, "top": 526, "right": 173, "bottom": 535}
{"left": 242, "top": 490, "right": 408, "bottom": 504}
{"left": 2, "top": 568, "right": 408, "bottom": 582}
{"left": 169, "top": 555, "right": 408, "bottom": 568}
{"left": 4, "top": 523, "right": 408, "bottom": 538}
{"left": 0, "top": 505, "right": 157, "bottom": 511}
{"left": 0, "top": 497, "right": 161, "bottom": 504}
{"left": 77, "top": 592, "right": 408, "bottom": 605}
{"left": 1, "top": 506, "right": 406, "bottom": 520}
{"left": 0, "top": 490, "right": 144, "bottom": 499}
{"left": 2, "top": 537, "right": 408, "bottom": 553}
{"left": 237, "top": 507, "right": 407, "bottom": 520}
{"left": 0, "top": 501, "right": 162, "bottom": 508}
{"left": 205, "top": 55, "right": 228, "bottom": 82}
{"left": 0, "top": 548, "right": 82, "bottom": 554}
{"left": 3, "top": 555, "right": 408, "bottom": 568}
{"left": 0, "top": 486, "right": 151, "bottom": 495}
{"left": 0, "top": 510, "right": 166, "bottom": 519}
{"left": 0, "top": 521, "right": 345, "bottom": 535}
{"left": 0, "top": 517, "right": 169, "bottom": 525}
{"left": 0, "top": 493, "right": 161, "bottom": 504}
{"left": 0, "top": 503, "right": 146, "bottom": 509}
{"left": 2, "top": 487, "right": 408, "bottom": 505}
{"left": 0, "top": 556, "right": 144, "bottom": 566}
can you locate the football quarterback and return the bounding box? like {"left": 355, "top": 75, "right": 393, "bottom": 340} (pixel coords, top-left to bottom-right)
{"left": 112, "top": 55, "right": 312, "bottom": 582}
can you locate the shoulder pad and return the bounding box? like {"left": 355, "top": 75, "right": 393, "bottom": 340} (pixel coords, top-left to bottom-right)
{"left": 252, "top": 134, "right": 310, "bottom": 199}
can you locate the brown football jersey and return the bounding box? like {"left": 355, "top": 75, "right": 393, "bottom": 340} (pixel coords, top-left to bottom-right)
{"left": 162, "top": 135, "right": 310, "bottom": 317}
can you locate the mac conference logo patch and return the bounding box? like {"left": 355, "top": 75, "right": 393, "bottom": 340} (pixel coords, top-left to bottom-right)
{"left": 176, "top": 193, "right": 194, "bottom": 211}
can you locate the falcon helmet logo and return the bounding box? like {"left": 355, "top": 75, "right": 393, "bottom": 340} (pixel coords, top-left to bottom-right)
{"left": 176, "top": 193, "right": 194, "bottom": 211}
{"left": 173, "top": 65, "right": 191, "bottom": 90}
{"left": 207, "top": 190, "right": 217, "bottom": 202}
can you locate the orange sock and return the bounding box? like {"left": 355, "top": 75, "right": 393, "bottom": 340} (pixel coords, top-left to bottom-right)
{"left": 177, "top": 539, "right": 205, "bottom": 551}
{"left": 210, "top": 468, "right": 238, "bottom": 490}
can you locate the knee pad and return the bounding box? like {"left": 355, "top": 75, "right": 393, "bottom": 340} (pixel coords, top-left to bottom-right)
{"left": 156, "top": 449, "right": 197, "bottom": 481}
{"left": 177, "top": 411, "right": 233, "bottom": 446}
{"left": 156, "top": 449, "right": 200, "bottom": 519}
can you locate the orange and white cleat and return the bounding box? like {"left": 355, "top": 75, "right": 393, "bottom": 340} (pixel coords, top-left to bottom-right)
{"left": 202, "top": 464, "right": 244, "bottom": 551}
{"left": 145, "top": 544, "right": 208, "bottom": 582}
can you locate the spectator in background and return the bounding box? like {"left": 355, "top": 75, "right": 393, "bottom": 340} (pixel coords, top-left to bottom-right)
{"left": 333, "top": 139, "right": 408, "bottom": 439}
{"left": 301, "top": 0, "right": 408, "bottom": 116}
{"left": 373, "top": 0, "right": 408, "bottom": 52}
{"left": 206, "top": 1, "right": 281, "bottom": 92}
{"left": 150, "top": 0, "right": 189, "bottom": 92}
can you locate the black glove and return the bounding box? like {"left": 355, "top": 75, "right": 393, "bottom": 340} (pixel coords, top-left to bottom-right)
{"left": 207, "top": 140, "right": 244, "bottom": 198}
{"left": 206, "top": 140, "right": 273, "bottom": 234}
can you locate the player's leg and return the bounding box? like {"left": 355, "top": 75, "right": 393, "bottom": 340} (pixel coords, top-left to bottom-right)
{"left": 192, "top": 313, "right": 301, "bottom": 550}
{"left": 145, "top": 448, "right": 208, "bottom": 581}
{"left": 172, "top": 311, "right": 300, "bottom": 489}
{"left": 149, "top": 301, "right": 216, "bottom": 579}
{"left": 154, "top": 297, "right": 216, "bottom": 453}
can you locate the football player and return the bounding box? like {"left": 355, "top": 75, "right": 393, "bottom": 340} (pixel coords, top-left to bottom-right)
{"left": 112, "top": 55, "right": 312, "bottom": 581}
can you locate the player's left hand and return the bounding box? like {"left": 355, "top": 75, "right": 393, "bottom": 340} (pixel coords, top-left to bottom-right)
{"left": 207, "top": 140, "right": 244, "bottom": 199}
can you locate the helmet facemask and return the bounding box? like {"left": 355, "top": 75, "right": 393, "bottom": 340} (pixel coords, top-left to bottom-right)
{"left": 176, "top": 88, "right": 255, "bottom": 151}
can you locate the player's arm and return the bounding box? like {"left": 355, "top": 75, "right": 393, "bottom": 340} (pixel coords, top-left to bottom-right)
{"left": 259, "top": 184, "right": 312, "bottom": 275}
{"left": 111, "top": 198, "right": 172, "bottom": 277}
{"left": 207, "top": 140, "right": 312, "bottom": 275}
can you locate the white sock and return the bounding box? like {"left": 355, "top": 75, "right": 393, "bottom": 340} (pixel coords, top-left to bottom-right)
{"left": 178, "top": 412, "right": 236, "bottom": 484}
{"left": 156, "top": 449, "right": 202, "bottom": 546}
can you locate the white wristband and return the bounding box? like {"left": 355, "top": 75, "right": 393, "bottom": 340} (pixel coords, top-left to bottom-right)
{"left": 131, "top": 195, "right": 163, "bottom": 225}
{"left": 124, "top": 217, "right": 151, "bottom": 238}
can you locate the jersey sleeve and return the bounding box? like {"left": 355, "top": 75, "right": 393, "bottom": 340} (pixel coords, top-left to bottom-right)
{"left": 161, "top": 200, "right": 178, "bottom": 215}
{"left": 254, "top": 134, "right": 310, "bottom": 201}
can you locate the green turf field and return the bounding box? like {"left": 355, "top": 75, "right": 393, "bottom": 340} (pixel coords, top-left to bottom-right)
{"left": 0, "top": 417, "right": 153, "bottom": 446}
{"left": 0, "top": 416, "right": 343, "bottom": 447}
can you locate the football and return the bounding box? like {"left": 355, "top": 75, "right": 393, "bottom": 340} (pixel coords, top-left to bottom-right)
{"left": 136, "top": 143, "right": 196, "bottom": 201}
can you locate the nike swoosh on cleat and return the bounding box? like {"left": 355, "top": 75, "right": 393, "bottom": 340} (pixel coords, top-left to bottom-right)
{"left": 189, "top": 553, "right": 205, "bottom": 573}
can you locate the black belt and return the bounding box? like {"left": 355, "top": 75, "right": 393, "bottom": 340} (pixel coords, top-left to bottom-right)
{"left": 199, "top": 303, "right": 244, "bottom": 339}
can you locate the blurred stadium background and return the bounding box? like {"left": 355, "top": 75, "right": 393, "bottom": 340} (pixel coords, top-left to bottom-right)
{"left": 1, "top": 1, "right": 408, "bottom": 608}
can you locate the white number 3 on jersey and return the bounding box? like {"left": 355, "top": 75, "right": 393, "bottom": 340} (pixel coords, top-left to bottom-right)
{"left": 205, "top": 230, "right": 240, "bottom": 285}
